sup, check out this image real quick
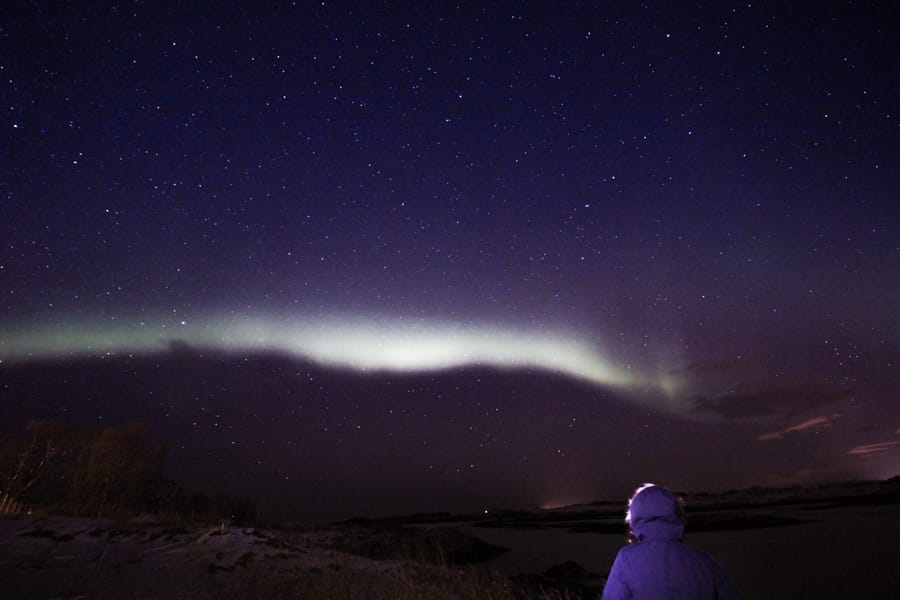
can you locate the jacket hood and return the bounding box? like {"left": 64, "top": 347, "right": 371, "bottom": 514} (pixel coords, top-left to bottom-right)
{"left": 628, "top": 484, "right": 685, "bottom": 541}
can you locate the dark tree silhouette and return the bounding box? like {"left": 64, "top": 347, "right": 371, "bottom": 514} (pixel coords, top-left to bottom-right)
{"left": 0, "top": 420, "right": 165, "bottom": 517}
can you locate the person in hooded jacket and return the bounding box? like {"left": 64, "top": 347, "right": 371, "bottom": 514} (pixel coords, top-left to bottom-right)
{"left": 602, "top": 483, "right": 742, "bottom": 600}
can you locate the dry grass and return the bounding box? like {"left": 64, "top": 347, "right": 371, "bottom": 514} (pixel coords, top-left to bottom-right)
{"left": 171, "top": 562, "right": 584, "bottom": 600}
{"left": 202, "top": 527, "right": 587, "bottom": 600}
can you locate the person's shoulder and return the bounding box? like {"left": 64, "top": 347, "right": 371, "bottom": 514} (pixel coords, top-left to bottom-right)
{"left": 615, "top": 539, "right": 673, "bottom": 560}
{"left": 610, "top": 541, "right": 645, "bottom": 567}
{"left": 614, "top": 541, "right": 647, "bottom": 557}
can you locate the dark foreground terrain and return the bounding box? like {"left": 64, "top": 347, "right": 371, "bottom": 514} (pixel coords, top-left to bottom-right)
{"left": 2, "top": 479, "right": 899, "bottom": 599}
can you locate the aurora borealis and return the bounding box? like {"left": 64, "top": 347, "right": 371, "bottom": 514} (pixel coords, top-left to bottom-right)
{"left": 2, "top": 2, "right": 897, "bottom": 520}
{"left": 1, "top": 316, "right": 640, "bottom": 393}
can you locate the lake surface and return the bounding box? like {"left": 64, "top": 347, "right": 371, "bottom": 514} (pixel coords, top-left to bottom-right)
{"left": 466, "top": 502, "right": 900, "bottom": 599}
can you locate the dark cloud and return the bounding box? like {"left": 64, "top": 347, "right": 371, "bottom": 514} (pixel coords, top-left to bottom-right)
{"left": 690, "top": 386, "right": 853, "bottom": 420}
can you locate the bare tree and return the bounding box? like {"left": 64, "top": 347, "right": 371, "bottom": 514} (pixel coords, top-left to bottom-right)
{"left": 1, "top": 420, "right": 165, "bottom": 517}
{"left": 0, "top": 421, "right": 60, "bottom": 514}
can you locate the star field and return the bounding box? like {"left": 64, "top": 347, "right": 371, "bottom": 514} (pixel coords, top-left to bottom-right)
{"left": 1, "top": 2, "right": 897, "bottom": 520}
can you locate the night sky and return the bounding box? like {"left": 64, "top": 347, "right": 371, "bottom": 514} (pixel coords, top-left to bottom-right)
{"left": 2, "top": 2, "right": 897, "bottom": 521}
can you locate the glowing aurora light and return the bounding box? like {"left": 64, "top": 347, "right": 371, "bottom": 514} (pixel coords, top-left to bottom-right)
{"left": 0, "top": 315, "right": 641, "bottom": 391}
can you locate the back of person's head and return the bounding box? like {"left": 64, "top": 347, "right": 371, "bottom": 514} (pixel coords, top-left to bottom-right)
{"left": 625, "top": 483, "right": 685, "bottom": 543}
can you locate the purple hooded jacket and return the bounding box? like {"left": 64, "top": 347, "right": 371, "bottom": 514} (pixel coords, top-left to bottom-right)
{"left": 602, "top": 485, "right": 742, "bottom": 600}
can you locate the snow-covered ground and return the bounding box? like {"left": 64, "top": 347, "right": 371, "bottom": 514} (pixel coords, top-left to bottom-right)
{"left": 0, "top": 515, "right": 399, "bottom": 599}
